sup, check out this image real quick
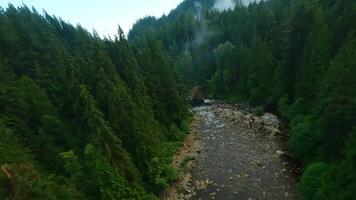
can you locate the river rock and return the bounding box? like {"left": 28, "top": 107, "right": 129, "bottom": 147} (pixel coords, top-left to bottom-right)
{"left": 276, "top": 150, "right": 285, "bottom": 156}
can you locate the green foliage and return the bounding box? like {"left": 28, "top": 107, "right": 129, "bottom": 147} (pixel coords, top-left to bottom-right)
{"left": 0, "top": 5, "right": 189, "bottom": 199}
{"left": 1, "top": 0, "right": 355, "bottom": 198}
{"left": 147, "top": 157, "right": 178, "bottom": 193}
{"left": 59, "top": 151, "right": 82, "bottom": 175}
{"left": 253, "top": 106, "right": 264, "bottom": 117}
{"left": 0, "top": 163, "right": 84, "bottom": 200}
{"left": 0, "top": 120, "right": 32, "bottom": 164}
{"left": 299, "top": 162, "right": 329, "bottom": 200}
{"left": 210, "top": 41, "right": 237, "bottom": 96}
{"left": 160, "top": 142, "right": 182, "bottom": 164}
{"left": 278, "top": 97, "right": 305, "bottom": 121}
{"left": 289, "top": 115, "right": 320, "bottom": 164}
{"left": 317, "top": 128, "right": 356, "bottom": 199}
{"left": 129, "top": 0, "right": 356, "bottom": 199}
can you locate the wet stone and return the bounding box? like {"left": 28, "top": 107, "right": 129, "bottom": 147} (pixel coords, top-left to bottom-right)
{"left": 184, "top": 104, "right": 299, "bottom": 200}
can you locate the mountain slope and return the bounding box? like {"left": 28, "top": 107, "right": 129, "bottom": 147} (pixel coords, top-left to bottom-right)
{"left": 0, "top": 5, "right": 190, "bottom": 199}
{"left": 129, "top": 0, "right": 356, "bottom": 199}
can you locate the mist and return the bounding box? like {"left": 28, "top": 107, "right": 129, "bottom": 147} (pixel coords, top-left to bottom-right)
{"left": 213, "top": 0, "right": 235, "bottom": 11}
{"left": 193, "top": 1, "right": 213, "bottom": 46}
{"left": 240, "top": 0, "right": 262, "bottom": 6}
{"left": 213, "top": 0, "right": 263, "bottom": 11}
{"left": 191, "top": 0, "right": 263, "bottom": 46}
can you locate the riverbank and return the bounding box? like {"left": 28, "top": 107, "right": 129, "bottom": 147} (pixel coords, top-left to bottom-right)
{"left": 163, "top": 102, "right": 300, "bottom": 200}
{"left": 161, "top": 117, "right": 202, "bottom": 200}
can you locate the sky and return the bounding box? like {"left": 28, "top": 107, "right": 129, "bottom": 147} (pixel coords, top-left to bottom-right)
{"left": 0, "top": 0, "right": 184, "bottom": 37}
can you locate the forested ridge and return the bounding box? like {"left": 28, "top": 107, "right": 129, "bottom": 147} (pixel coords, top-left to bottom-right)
{"left": 0, "top": 5, "right": 190, "bottom": 199}
{"left": 129, "top": 0, "right": 356, "bottom": 199}
{"left": 0, "top": 0, "right": 355, "bottom": 199}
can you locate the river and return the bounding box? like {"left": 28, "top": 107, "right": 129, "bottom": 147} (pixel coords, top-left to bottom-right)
{"left": 164, "top": 103, "right": 300, "bottom": 200}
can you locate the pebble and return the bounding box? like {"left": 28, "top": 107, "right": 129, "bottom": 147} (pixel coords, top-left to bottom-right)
{"left": 276, "top": 150, "right": 285, "bottom": 155}
{"left": 177, "top": 104, "right": 297, "bottom": 200}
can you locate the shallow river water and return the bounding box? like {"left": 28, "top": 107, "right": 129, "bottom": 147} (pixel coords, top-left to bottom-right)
{"left": 190, "top": 105, "right": 299, "bottom": 200}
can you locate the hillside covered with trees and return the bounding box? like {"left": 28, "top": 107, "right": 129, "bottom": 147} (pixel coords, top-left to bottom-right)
{"left": 129, "top": 0, "right": 356, "bottom": 199}
{"left": 0, "top": 0, "right": 355, "bottom": 199}
{"left": 0, "top": 5, "right": 190, "bottom": 199}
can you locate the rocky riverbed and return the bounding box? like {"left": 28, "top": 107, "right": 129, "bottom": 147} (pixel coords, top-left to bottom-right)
{"left": 163, "top": 102, "right": 300, "bottom": 200}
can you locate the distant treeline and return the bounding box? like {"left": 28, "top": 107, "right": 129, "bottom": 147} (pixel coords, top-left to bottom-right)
{"left": 129, "top": 0, "right": 356, "bottom": 199}
{"left": 0, "top": 5, "right": 190, "bottom": 199}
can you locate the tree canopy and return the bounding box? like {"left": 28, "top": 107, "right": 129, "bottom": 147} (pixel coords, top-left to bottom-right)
{"left": 0, "top": 5, "right": 189, "bottom": 199}
{"left": 130, "top": 0, "right": 356, "bottom": 198}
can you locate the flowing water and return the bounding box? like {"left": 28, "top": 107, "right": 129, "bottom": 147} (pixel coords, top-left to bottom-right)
{"left": 190, "top": 105, "right": 299, "bottom": 200}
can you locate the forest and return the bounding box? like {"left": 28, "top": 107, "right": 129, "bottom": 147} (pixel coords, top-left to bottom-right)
{"left": 0, "top": 0, "right": 355, "bottom": 199}
{"left": 129, "top": 0, "right": 356, "bottom": 199}
{"left": 0, "top": 5, "right": 190, "bottom": 199}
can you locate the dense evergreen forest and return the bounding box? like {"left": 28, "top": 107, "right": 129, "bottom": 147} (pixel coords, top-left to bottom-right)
{"left": 0, "top": 0, "right": 355, "bottom": 199}
{"left": 129, "top": 0, "right": 356, "bottom": 199}
{"left": 0, "top": 5, "right": 190, "bottom": 199}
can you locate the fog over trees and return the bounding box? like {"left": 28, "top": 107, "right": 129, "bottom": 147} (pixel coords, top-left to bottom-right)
{"left": 0, "top": 0, "right": 355, "bottom": 199}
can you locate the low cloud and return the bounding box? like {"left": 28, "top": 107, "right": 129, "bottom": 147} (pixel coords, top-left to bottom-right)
{"left": 213, "top": 0, "right": 263, "bottom": 12}
{"left": 213, "top": 0, "right": 235, "bottom": 11}
{"left": 240, "top": 0, "right": 262, "bottom": 6}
